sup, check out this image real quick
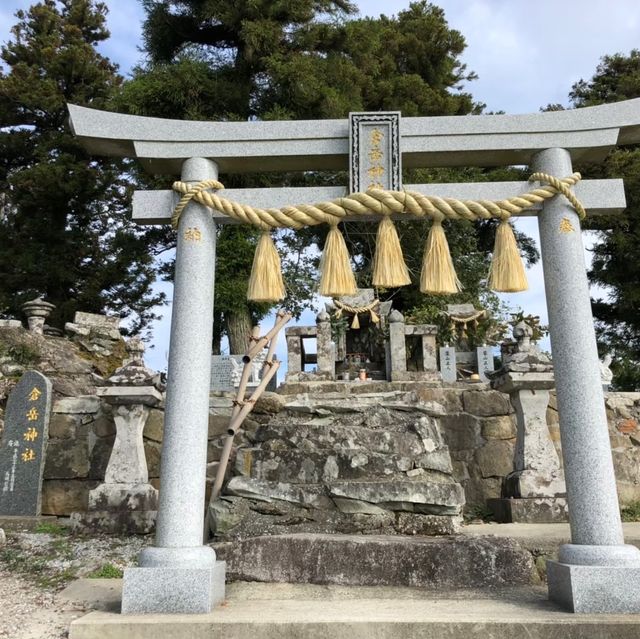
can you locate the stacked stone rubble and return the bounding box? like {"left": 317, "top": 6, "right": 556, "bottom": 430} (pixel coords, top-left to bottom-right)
{"left": 210, "top": 387, "right": 465, "bottom": 538}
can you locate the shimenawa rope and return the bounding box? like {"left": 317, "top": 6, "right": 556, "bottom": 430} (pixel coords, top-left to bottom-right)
{"left": 171, "top": 173, "right": 584, "bottom": 301}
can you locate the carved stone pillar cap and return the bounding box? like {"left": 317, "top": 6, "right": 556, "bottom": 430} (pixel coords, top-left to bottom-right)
{"left": 21, "top": 297, "right": 55, "bottom": 318}
{"left": 96, "top": 385, "right": 163, "bottom": 407}
{"left": 491, "top": 370, "right": 555, "bottom": 394}
{"left": 105, "top": 337, "right": 166, "bottom": 392}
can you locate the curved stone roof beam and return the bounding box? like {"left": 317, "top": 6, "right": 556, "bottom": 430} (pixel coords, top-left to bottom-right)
{"left": 68, "top": 99, "right": 640, "bottom": 174}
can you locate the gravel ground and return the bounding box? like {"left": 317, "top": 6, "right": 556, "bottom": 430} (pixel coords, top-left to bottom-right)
{"left": 0, "top": 567, "right": 82, "bottom": 639}
{"left": 0, "top": 526, "right": 149, "bottom": 639}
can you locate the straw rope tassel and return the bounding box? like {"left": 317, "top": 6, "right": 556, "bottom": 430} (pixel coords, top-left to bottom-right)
{"left": 247, "top": 230, "right": 286, "bottom": 302}
{"left": 319, "top": 224, "right": 357, "bottom": 297}
{"left": 488, "top": 218, "right": 528, "bottom": 292}
{"left": 420, "top": 218, "right": 461, "bottom": 294}
{"left": 372, "top": 215, "right": 411, "bottom": 288}
{"left": 351, "top": 313, "right": 360, "bottom": 330}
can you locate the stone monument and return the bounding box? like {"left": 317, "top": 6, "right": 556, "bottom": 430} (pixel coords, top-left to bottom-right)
{"left": 0, "top": 370, "right": 52, "bottom": 515}
{"left": 211, "top": 351, "right": 273, "bottom": 392}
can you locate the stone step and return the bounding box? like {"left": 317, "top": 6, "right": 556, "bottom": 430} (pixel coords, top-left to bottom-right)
{"left": 283, "top": 396, "right": 445, "bottom": 417}
{"left": 68, "top": 581, "right": 640, "bottom": 639}
{"left": 254, "top": 418, "right": 423, "bottom": 454}
{"left": 224, "top": 477, "right": 464, "bottom": 513}
{"left": 0, "top": 515, "right": 59, "bottom": 532}
{"left": 253, "top": 413, "right": 447, "bottom": 454}
{"left": 62, "top": 579, "right": 640, "bottom": 639}
{"left": 327, "top": 479, "right": 464, "bottom": 513}
{"left": 240, "top": 447, "right": 453, "bottom": 484}
{"left": 214, "top": 533, "right": 535, "bottom": 588}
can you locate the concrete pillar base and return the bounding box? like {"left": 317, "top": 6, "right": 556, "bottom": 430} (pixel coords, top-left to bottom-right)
{"left": 548, "top": 559, "right": 640, "bottom": 613}
{"left": 121, "top": 560, "right": 226, "bottom": 614}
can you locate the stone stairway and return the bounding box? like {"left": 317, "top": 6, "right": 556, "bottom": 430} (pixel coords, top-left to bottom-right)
{"left": 214, "top": 532, "right": 535, "bottom": 588}
{"left": 211, "top": 388, "right": 466, "bottom": 539}
{"left": 69, "top": 580, "right": 640, "bottom": 639}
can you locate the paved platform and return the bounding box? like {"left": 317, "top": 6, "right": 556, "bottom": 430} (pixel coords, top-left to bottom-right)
{"left": 65, "top": 525, "right": 640, "bottom": 637}
{"left": 68, "top": 581, "right": 640, "bottom": 639}
{"left": 463, "top": 522, "right": 640, "bottom": 555}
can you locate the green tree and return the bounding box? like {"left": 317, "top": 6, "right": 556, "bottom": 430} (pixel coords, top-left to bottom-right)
{"left": 0, "top": 0, "right": 164, "bottom": 332}
{"left": 567, "top": 50, "right": 640, "bottom": 390}
{"left": 122, "top": 0, "right": 536, "bottom": 350}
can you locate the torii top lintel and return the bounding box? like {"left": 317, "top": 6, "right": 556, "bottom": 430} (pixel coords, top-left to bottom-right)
{"left": 68, "top": 99, "right": 640, "bottom": 175}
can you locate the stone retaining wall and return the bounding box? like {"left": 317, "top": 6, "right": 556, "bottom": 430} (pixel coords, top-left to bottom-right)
{"left": 41, "top": 393, "right": 248, "bottom": 516}
{"left": 36, "top": 383, "right": 640, "bottom": 519}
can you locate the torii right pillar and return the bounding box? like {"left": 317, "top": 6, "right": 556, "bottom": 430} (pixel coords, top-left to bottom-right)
{"left": 533, "top": 147, "right": 640, "bottom": 613}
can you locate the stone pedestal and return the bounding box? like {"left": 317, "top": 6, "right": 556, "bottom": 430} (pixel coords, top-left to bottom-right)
{"left": 71, "top": 336, "right": 165, "bottom": 534}
{"left": 122, "top": 560, "right": 226, "bottom": 614}
{"left": 487, "top": 496, "right": 568, "bottom": 524}
{"left": 508, "top": 388, "right": 565, "bottom": 496}
{"left": 533, "top": 147, "right": 640, "bottom": 613}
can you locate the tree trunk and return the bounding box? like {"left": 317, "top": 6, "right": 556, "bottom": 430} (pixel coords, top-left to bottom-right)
{"left": 226, "top": 306, "right": 253, "bottom": 354}
{"left": 212, "top": 310, "right": 222, "bottom": 355}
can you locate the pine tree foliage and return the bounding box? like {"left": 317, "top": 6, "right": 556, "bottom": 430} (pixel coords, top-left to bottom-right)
{"left": 0, "top": 0, "right": 164, "bottom": 332}
{"left": 567, "top": 50, "right": 640, "bottom": 389}
{"left": 121, "top": 1, "right": 515, "bottom": 351}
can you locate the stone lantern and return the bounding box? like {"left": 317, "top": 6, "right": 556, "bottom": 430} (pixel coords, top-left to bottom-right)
{"left": 72, "top": 338, "right": 165, "bottom": 533}
{"left": 21, "top": 297, "right": 55, "bottom": 335}
{"left": 488, "top": 320, "right": 567, "bottom": 523}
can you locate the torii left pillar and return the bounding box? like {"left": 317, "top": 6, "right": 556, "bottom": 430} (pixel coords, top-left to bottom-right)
{"left": 121, "top": 157, "right": 226, "bottom": 613}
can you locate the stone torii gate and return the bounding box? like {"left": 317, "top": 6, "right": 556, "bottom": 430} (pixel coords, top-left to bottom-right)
{"left": 69, "top": 100, "right": 640, "bottom": 614}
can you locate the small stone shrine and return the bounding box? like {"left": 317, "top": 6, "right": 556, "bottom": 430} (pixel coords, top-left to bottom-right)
{"left": 285, "top": 289, "right": 439, "bottom": 382}
{"left": 0, "top": 370, "right": 52, "bottom": 516}
{"left": 439, "top": 304, "right": 498, "bottom": 383}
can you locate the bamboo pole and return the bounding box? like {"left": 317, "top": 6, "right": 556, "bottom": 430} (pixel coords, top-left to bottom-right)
{"left": 207, "top": 313, "right": 289, "bottom": 519}
{"left": 244, "top": 311, "right": 291, "bottom": 361}
{"left": 209, "top": 327, "right": 259, "bottom": 507}
{"left": 227, "top": 360, "right": 281, "bottom": 435}
{"left": 205, "top": 326, "right": 258, "bottom": 539}
{"left": 210, "top": 360, "right": 281, "bottom": 504}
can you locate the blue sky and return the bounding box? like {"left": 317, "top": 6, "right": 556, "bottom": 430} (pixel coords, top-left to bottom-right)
{"left": 2, "top": 1, "right": 640, "bottom": 371}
